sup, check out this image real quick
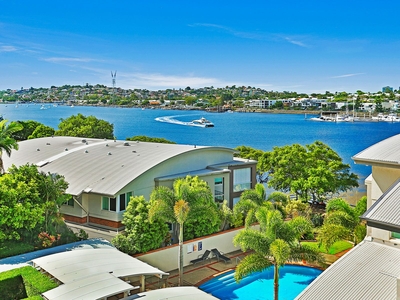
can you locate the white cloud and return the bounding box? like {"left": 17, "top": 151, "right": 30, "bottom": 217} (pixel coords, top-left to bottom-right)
{"left": 0, "top": 45, "right": 17, "bottom": 52}
{"left": 331, "top": 73, "right": 364, "bottom": 79}
{"left": 43, "top": 57, "right": 99, "bottom": 63}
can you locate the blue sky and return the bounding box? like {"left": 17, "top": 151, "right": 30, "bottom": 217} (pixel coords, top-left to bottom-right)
{"left": 1, "top": 1, "right": 400, "bottom": 93}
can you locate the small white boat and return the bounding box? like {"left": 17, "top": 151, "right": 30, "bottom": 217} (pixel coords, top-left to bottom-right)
{"left": 190, "top": 117, "right": 214, "bottom": 128}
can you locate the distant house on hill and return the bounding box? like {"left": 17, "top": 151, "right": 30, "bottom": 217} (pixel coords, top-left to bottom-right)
{"left": 3, "top": 136, "right": 256, "bottom": 240}
{"left": 297, "top": 133, "right": 400, "bottom": 300}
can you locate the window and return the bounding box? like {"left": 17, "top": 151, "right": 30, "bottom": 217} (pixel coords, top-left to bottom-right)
{"left": 214, "top": 177, "right": 224, "bottom": 203}
{"left": 233, "top": 197, "right": 240, "bottom": 206}
{"left": 102, "top": 196, "right": 116, "bottom": 212}
{"left": 63, "top": 197, "right": 74, "bottom": 207}
{"left": 233, "top": 168, "right": 251, "bottom": 192}
{"left": 102, "top": 192, "right": 133, "bottom": 212}
{"left": 391, "top": 232, "right": 400, "bottom": 239}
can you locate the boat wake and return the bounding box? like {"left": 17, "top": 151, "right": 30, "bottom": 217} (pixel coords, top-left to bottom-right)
{"left": 155, "top": 115, "right": 214, "bottom": 127}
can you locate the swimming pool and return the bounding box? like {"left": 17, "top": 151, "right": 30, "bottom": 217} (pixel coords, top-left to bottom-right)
{"left": 199, "top": 264, "right": 322, "bottom": 300}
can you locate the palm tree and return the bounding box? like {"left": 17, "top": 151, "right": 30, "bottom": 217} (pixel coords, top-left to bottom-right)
{"left": 234, "top": 207, "right": 324, "bottom": 300}
{"left": 0, "top": 119, "right": 23, "bottom": 174}
{"left": 317, "top": 197, "right": 367, "bottom": 250}
{"left": 149, "top": 175, "right": 219, "bottom": 286}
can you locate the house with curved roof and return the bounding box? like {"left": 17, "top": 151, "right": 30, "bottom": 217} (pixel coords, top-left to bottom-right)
{"left": 3, "top": 136, "right": 257, "bottom": 239}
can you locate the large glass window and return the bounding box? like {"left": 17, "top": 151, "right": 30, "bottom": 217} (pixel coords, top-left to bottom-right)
{"left": 214, "top": 177, "right": 224, "bottom": 203}
{"left": 102, "top": 191, "right": 133, "bottom": 212}
{"left": 233, "top": 168, "right": 251, "bottom": 192}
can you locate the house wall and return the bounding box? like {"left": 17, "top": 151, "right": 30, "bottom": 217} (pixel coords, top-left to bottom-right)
{"left": 135, "top": 225, "right": 259, "bottom": 272}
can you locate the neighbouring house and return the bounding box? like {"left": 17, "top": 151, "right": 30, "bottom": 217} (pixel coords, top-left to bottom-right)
{"left": 3, "top": 136, "right": 256, "bottom": 240}
{"left": 297, "top": 133, "right": 400, "bottom": 300}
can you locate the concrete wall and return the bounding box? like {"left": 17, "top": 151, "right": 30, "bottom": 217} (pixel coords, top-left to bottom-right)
{"left": 135, "top": 225, "right": 258, "bottom": 272}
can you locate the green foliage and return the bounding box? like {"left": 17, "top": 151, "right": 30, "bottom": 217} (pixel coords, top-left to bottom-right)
{"left": 126, "top": 135, "right": 176, "bottom": 144}
{"left": 234, "top": 207, "right": 325, "bottom": 300}
{"left": 149, "top": 176, "right": 220, "bottom": 241}
{"left": 28, "top": 124, "right": 55, "bottom": 139}
{"left": 0, "top": 275, "right": 27, "bottom": 299}
{"left": 267, "top": 191, "right": 289, "bottom": 206}
{"left": 56, "top": 113, "right": 114, "bottom": 139}
{"left": 318, "top": 197, "right": 366, "bottom": 249}
{"left": 0, "top": 164, "right": 69, "bottom": 242}
{"left": 11, "top": 120, "right": 42, "bottom": 141}
{"left": 285, "top": 199, "right": 311, "bottom": 219}
{"left": 301, "top": 240, "right": 353, "bottom": 255}
{"left": 0, "top": 240, "right": 35, "bottom": 259}
{"left": 0, "top": 266, "right": 58, "bottom": 299}
{"left": 0, "top": 119, "right": 23, "bottom": 173}
{"left": 113, "top": 196, "right": 168, "bottom": 254}
{"left": 218, "top": 200, "right": 234, "bottom": 230}
{"left": 259, "top": 141, "right": 359, "bottom": 202}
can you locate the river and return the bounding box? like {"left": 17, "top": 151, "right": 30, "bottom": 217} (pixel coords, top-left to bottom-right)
{"left": 2, "top": 103, "right": 400, "bottom": 202}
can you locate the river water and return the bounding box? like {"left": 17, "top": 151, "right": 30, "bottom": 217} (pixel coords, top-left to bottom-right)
{"left": 2, "top": 104, "right": 400, "bottom": 201}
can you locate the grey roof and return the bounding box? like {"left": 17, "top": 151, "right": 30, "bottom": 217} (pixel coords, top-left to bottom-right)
{"left": 134, "top": 286, "right": 219, "bottom": 300}
{"left": 362, "top": 179, "right": 400, "bottom": 230}
{"left": 352, "top": 133, "right": 400, "bottom": 166}
{"left": 296, "top": 240, "right": 400, "bottom": 300}
{"left": 3, "top": 136, "right": 235, "bottom": 196}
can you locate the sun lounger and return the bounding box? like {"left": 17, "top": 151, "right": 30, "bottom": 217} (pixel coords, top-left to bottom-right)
{"left": 190, "top": 250, "right": 211, "bottom": 265}
{"left": 211, "top": 248, "right": 231, "bottom": 263}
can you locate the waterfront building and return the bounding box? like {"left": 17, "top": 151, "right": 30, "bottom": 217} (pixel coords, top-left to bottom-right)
{"left": 3, "top": 136, "right": 256, "bottom": 240}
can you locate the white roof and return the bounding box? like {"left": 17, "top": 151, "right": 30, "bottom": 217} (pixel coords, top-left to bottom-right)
{"left": 32, "top": 248, "right": 168, "bottom": 283}
{"left": 134, "top": 286, "right": 219, "bottom": 300}
{"left": 3, "top": 136, "right": 235, "bottom": 196}
{"left": 42, "top": 273, "right": 134, "bottom": 300}
{"left": 362, "top": 179, "right": 400, "bottom": 230}
{"left": 296, "top": 240, "right": 400, "bottom": 300}
{"left": 33, "top": 248, "right": 168, "bottom": 300}
{"left": 352, "top": 133, "right": 400, "bottom": 166}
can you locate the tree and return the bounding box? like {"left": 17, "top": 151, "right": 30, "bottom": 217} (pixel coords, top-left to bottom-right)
{"left": 11, "top": 120, "right": 42, "bottom": 141}
{"left": 29, "top": 124, "right": 55, "bottom": 139}
{"left": 149, "top": 175, "right": 220, "bottom": 286}
{"left": 0, "top": 119, "right": 23, "bottom": 174}
{"left": 234, "top": 207, "right": 324, "bottom": 300}
{"left": 126, "top": 135, "right": 176, "bottom": 144}
{"left": 259, "top": 141, "right": 358, "bottom": 202}
{"left": 56, "top": 113, "right": 114, "bottom": 139}
{"left": 0, "top": 164, "right": 69, "bottom": 242}
{"left": 317, "top": 197, "right": 367, "bottom": 250}
{"left": 112, "top": 196, "right": 169, "bottom": 254}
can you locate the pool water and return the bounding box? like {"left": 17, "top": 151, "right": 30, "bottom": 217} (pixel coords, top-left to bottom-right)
{"left": 199, "top": 265, "right": 322, "bottom": 300}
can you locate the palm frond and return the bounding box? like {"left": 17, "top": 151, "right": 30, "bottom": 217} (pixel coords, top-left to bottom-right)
{"left": 234, "top": 253, "right": 273, "bottom": 283}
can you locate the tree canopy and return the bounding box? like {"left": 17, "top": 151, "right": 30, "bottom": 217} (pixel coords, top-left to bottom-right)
{"left": 0, "top": 119, "right": 23, "bottom": 173}
{"left": 112, "top": 196, "right": 169, "bottom": 255}
{"left": 126, "top": 135, "right": 176, "bottom": 144}
{"left": 0, "top": 164, "right": 69, "bottom": 243}
{"left": 56, "top": 113, "right": 114, "bottom": 139}
{"left": 256, "top": 141, "right": 358, "bottom": 202}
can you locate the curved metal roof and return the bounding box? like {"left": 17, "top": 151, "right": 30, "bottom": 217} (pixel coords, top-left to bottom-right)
{"left": 3, "top": 136, "right": 235, "bottom": 196}
{"left": 352, "top": 133, "right": 400, "bottom": 166}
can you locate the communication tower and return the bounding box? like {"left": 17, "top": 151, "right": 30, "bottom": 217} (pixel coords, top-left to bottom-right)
{"left": 111, "top": 71, "right": 117, "bottom": 105}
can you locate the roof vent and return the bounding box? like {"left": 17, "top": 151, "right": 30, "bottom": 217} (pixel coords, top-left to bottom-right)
{"left": 84, "top": 150, "right": 88, "bottom": 153}
{"left": 124, "top": 142, "right": 130, "bottom": 146}
{"left": 46, "top": 143, "right": 50, "bottom": 145}
{"left": 82, "top": 139, "right": 86, "bottom": 143}
{"left": 106, "top": 144, "right": 109, "bottom": 147}
{"left": 37, "top": 148, "right": 40, "bottom": 151}
{"left": 86, "top": 142, "right": 88, "bottom": 145}
{"left": 132, "top": 150, "right": 136, "bottom": 153}
{"left": 108, "top": 152, "right": 112, "bottom": 155}
{"left": 65, "top": 148, "right": 68, "bottom": 151}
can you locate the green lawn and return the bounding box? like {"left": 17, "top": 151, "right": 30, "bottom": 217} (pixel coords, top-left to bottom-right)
{"left": 301, "top": 240, "right": 353, "bottom": 255}
{"left": 0, "top": 266, "right": 58, "bottom": 299}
